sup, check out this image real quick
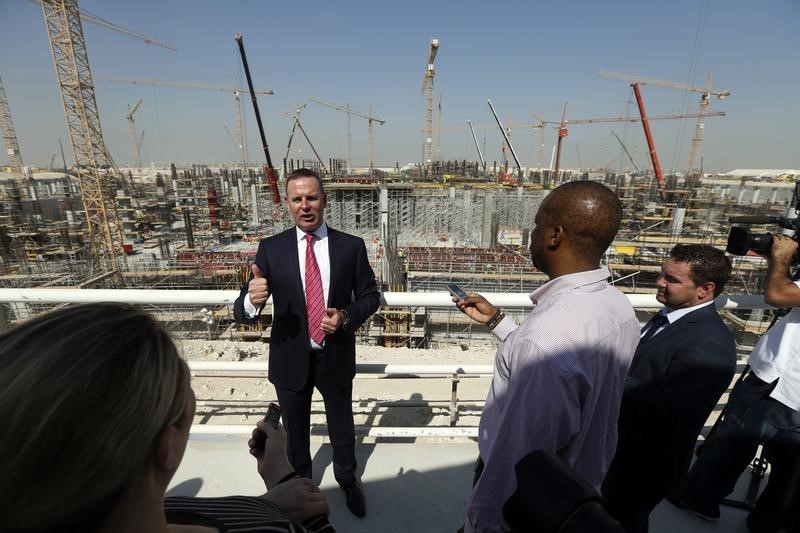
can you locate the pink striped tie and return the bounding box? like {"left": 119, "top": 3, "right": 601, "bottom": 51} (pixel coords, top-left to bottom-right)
{"left": 304, "top": 233, "right": 326, "bottom": 344}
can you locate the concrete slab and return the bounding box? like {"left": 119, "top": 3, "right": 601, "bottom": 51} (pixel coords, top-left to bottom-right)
{"left": 170, "top": 435, "right": 757, "bottom": 532}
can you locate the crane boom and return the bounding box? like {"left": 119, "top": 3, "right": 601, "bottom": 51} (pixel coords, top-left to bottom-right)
{"left": 97, "top": 76, "right": 273, "bottom": 95}
{"left": 611, "top": 130, "right": 641, "bottom": 174}
{"left": 307, "top": 97, "right": 384, "bottom": 123}
{"left": 487, "top": 99, "right": 522, "bottom": 173}
{"left": 599, "top": 70, "right": 730, "bottom": 97}
{"left": 543, "top": 110, "right": 725, "bottom": 125}
{"left": 28, "top": 0, "right": 177, "bottom": 51}
{"left": 467, "top": 120, "right": 486, "bottom": 173}
{"left": 235, "top": 34, "right": 280, "bottom": 205}
{"left": 631, "top": 83, "right": 665, "bottom": 200}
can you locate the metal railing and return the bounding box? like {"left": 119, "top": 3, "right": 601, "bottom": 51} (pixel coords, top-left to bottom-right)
{"left": 0, "top": 288, "right": 771, "bottom": 438}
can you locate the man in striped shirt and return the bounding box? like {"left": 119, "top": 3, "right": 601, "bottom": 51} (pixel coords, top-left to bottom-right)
{"left": 456, "top": 181, "right": 639, "bottom": 533}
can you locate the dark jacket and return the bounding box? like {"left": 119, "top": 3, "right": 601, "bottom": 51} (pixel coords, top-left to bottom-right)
{"left": 233, "top": 226, "right": 380, "bottom": 391}
{"left": 604, "top": 303, "right": 736, "bottom": 508}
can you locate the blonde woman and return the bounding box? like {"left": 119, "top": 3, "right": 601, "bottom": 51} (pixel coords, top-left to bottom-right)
{"left": 0, "top": 303, "right": 331, "bottom": 532}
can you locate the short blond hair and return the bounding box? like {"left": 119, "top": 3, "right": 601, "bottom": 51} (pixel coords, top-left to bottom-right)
{"left": 0, "top": 303, "right": 191, "bottom": 531}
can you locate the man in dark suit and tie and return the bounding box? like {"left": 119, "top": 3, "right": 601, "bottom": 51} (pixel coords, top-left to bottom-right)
{"left": 234, "top": 168, "right": 380, "bottom": 518}
{"left": 601, "top": 244, "right": 737, "bottom": 533}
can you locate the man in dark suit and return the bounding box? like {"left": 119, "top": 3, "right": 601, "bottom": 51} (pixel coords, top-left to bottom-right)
{"left": 234, "top": 168, "right": 379, "bottom": 518}
{"left": 601, "top": 244, "right": 737, "bottom": 533}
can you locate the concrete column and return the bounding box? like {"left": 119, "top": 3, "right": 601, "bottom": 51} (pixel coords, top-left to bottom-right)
{"left": 770, "top": 188, "right": 778, "bottom": 204}
{"left": 463, "top": 188, "right": 473, "bottom": 244}
{"left": 251, "top": 183, "right": 259, "bottom": 227}
{"left": 670, "top": 207, "right": 686, "bottom": 236}
{"left": 752, "top": 187, "right": 761, "bottom": 204}
{"left": 379, "top": 184, "right": 390, "bottom": 283}
{"left": 481, "top": 191, "right": 495, "bottom": 248}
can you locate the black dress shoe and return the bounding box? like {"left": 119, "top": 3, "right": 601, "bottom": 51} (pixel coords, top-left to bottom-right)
{"left": 342, "top": 483, "right": 366, "bottom": 518}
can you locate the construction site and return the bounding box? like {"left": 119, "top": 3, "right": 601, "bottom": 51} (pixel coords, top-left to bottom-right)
{"left": 1, "top": 3, "right": 798, "bottom": 346}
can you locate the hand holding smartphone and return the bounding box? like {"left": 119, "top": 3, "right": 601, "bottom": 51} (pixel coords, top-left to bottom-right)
{"left": 251, "top": 402, "right": 281, "bottom": 451}
{"left": 447, "top": 282, "right": 468, "bottom": 301}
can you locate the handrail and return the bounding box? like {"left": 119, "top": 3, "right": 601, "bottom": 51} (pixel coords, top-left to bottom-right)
{"left": 0, "top": 288, "right": 772, "bottom": 309}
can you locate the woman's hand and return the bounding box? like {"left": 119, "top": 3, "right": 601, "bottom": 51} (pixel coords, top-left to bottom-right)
{"left": 248, "top": 420, "right": 295, "bottom": 489}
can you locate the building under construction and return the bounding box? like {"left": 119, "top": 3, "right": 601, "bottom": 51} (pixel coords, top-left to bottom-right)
{"left": 2, "top": 160, "right": 797, "bottom": 346}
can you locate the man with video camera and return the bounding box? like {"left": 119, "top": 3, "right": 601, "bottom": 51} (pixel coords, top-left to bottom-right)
{"left": 677, "top": 234, "right": 800, "bottom": 533}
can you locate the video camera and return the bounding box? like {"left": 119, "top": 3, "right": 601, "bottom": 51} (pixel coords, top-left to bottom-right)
{"left": 726, "top": 182, "right": 800, "bottom": 259}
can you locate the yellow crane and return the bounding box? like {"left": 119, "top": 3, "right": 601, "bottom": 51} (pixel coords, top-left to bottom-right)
{"left": 420, "top": 38, "right": 439, "bottom": 174}
{"left": 307, "top": 97, "right": 385, "bottom": 176}
{"left": 599, "top": 70, "right": 730, "bottom": 173}
{"left": 0, "top": 77, "right": 24, "bottom": 177}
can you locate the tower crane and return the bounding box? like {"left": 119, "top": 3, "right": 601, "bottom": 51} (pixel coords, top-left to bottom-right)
{"left": 599, "top": 70, "right": 730, "bottom": 173}
{"left": 307, "top": 97, "right": 385, "bottom": 176}
{"left": 98, "top": 76, "right": 274, "bottom": 171}
{"left": 281, "top": 103, "right": 327, "bottom": 174}
{"left": 420, "top": 38, "right": 439, "bottom": 174}
{"left": 0, "top": 77, "right": 24, "bottom": 177}
{"left": 126, "top": 98, "right": 143, "bottom": 175}
{"left": 39, "top": 0, "right": 138, "bottom": 274}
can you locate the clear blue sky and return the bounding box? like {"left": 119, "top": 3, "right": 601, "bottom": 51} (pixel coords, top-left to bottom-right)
{"left": 1, "top": 0, "right": 798, "bottom": 173}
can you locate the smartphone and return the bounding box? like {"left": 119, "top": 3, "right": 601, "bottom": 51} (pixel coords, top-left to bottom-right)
{"left": 265, "top": 402, "right": 281, "bottom": 429}
{"left": 446, "top": 282, "right": 468, "bottom": 300}
{"left": 252, "top": 402, "right": 281, "bottom": 451}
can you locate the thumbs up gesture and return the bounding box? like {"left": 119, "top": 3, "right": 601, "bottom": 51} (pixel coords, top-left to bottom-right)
{"left": 248, "top": 263, "right": 270, "bottom": 306}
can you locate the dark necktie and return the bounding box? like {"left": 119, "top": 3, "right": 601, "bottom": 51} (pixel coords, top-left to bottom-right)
{"left": 640, "top": 312, "right": 669, "bottom": 343}
{"left": 304, "top": 234, "right": 326, "bottom": 345}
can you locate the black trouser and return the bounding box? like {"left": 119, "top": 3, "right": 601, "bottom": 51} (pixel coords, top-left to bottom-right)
{"left": 274, "top": 349, "right": 357, "bottom": 488}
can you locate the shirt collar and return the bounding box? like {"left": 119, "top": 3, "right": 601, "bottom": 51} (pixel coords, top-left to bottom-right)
{"left": 529, "top": 266, "right": 611, "bottom": 305}
{"left": 662, "top": 299, "right": 714, "bottom": 323}
{"left": 296, "top": 223, "right": 328, "bottom": 242}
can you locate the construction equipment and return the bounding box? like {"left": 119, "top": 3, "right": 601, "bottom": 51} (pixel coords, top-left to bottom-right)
{"left": 308, "top": 97, "right": 385, "bottom": 176}
{"left": 40, "top": 0, "right": 127, "bottom": 274}
{"left": 467, "top": 120, "right": 486, "bottom": 174}
{"left": 553, "top": 104, "right": 569, "bottom": 181}
{"left": 126, "top": 98, "right": 143, "bottom": 175}
{"left": 27, "top": 0, "right": 177, "bottom": 51}
{"left": 235, "top": 34, "right": 280, "bottom": 205}
{"left": 487, "top": 99, "right": 523, "bottom": 179}
{"left": 96, "top": 76, "right": 273, "bottom": 96}
{"left": 611, "top": 130, "right": 641, "bottom": 174}
{"left": 600, "top": 70, "right": 730, "bottom": 172}
{"left": 420, "top": 38, "right": 439, "bottom": 174}
{"left": 631, "top": 83, "right": 666, "bottom": 200}
{"left": 0, "top": 77, "right": 24, "bottom": 177}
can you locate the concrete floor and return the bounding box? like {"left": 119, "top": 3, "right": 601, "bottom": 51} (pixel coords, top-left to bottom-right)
{"left": 169, "top": 435, "right": 755, "bottom": 532}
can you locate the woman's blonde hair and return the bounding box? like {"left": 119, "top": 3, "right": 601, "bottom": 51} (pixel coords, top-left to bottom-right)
{"left": 0, "top": 303, "right": 191, "bottom": 531}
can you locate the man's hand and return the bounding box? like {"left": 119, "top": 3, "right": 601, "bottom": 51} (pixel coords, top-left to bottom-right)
{"left": 764, "top": 234, "right": 800, "bottom": 308}
{"left": 263, "top": 477, "right": 330, "bottom": 523}
{"left": 321, "top": 308, "right": 344, "bottom": 334}
{"left": 248, "top": 264, "right": 270, "bottom": 307}
{"left": 455, "top": 293, "right": 498, "bottom": 325}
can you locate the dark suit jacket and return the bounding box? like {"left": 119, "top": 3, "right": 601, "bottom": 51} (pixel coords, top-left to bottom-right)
{"left": 233, "top": 226, "right": 380, "bottom": 391}
{"left": 608, "top": 303, "right": 736, "bottom": 499}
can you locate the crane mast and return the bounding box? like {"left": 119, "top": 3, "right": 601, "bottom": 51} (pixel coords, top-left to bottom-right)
{"left": 41, "top": 0, "right": 126, "bottom": 274}
{"left": 126, "top": 98, "right": 142, "bottom": 176}
{"left": 420, "top": 38, "right": 439, "bottom": 175}
{"left": 0, "top": 77, "right": 24, "bottom": 177}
